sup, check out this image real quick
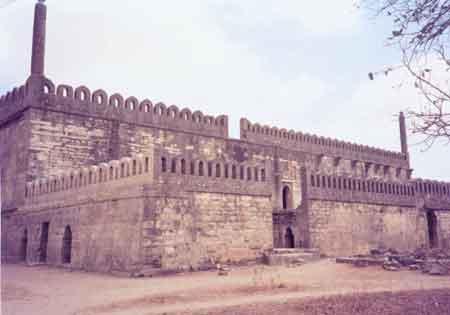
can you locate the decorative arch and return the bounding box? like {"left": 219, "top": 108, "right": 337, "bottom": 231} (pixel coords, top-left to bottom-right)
{"left": 282, "top": 185, "right": 291, "bottom": 210}
{"left": 427, "top": 210, "right": 438, "bottom": 248}
{"left": 92, "top": 89, "right": 108, "bottom": 106}
{"left": 285, "top": 227, "right": 295, "bottom": 248}
{"left": 62, "top": 225, "right": 72, "bottom": 264}
{"left": 20, "top": 229, "right": 28, "bottom": 262}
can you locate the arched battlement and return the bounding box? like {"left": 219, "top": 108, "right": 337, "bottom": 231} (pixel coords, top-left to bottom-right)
{"left": 74, "top": 86, "right": 91, "bottom": 103}
{"left": 43, "top": 78, "right": 55, "bottom": 95}
{"left": 56, "top": 84, "right": 74, "bottom": 98}
{"left": 29, "top": 80, "right": 227, "bottom": 137}
{"left": 140, "top": 99, "right": 153, "bottom": 113}
{"left": 192, "top": 110, "right": 204, "bottom": 123}
{"left": 124, "top": 96, "right": 138, "bottom": 111}
{"left": 92, "top": 89, "right": 108, "bottom": 106}
{"left": 109, "top": 93, "right": 124, "bottom": 108}
{"left": 180, "top": 108, "right": 192, "bottom": 121}
{"left": 153, "top": 102, "right": 166, "bottom": 116}
{"left": 167, "top": 105, "right": 179, "bottom": 119}
{"left": 25, "top": 154, "right": 153, "bottom": 200}
{"left": 240, "top": 118, "right": 408, "bottom": 167}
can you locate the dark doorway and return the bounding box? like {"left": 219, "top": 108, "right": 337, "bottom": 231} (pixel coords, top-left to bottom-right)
{"left": 62, "top": 226, "right": 72, "bottom": 264}
{"left": 282, "top": 186, "right": 291, "bottom": 210}
{"left": 20, "top": 229, "right": 28, "bottom": 262}
{"left": 39, "top": 222, "right": 50, "bottom": 263}
{"left": 427, "top": 211, "right": 438, "bottom": 248}
{"left": 285, "top": 227, "right": 295, "bottom": 248}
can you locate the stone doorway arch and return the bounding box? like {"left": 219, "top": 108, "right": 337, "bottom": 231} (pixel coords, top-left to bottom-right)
{"left": 282, "top": 186, "right": 291, "bottom": 210}
{"left": 285, "top": 227, "right": 295, "bottom": 248}
{"left": 20, "top": 229, "right": 28, "bottom": 262}
{"left": 426, "top": 211, "right": 438, "bottom": 248}
{"left": 62, "top": 225, "right": 72, "bottom": 264}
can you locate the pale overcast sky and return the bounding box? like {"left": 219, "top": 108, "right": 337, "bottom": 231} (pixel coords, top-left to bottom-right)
{"left": 0, "top": 0, "right": 448, "bottom": 180}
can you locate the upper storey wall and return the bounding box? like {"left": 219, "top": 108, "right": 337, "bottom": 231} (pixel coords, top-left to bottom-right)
{"left": 36, "top": 79, "right": 229, "bottom": 138}
{"left": 0, "top": 85, "right": 27, "bottom": 125}
{"left": 240, "top": 118, "right": 409, "bottom": 169}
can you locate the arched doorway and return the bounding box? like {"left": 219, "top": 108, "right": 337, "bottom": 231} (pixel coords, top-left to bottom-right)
{"left": 282, "top": 186, "right": 291, "bottom": 210}
{"left": 20, "top": 229, "right": 28, "bottom": 262}
{"left": 285, "top": 227, "right": 295, "bottom": 248}
{"left": 426, "top": 211, "right": 438, "bottom": 248}
{"left": 62, "top": 226, "right": 72, "bottom": 264}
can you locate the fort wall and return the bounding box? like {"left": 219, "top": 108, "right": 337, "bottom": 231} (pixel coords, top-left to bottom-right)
{"left": 240, "top": 118, "right": 410, "bottom": 169}
{"left": 307, "top": 200, "right": 427, "bottom": 256}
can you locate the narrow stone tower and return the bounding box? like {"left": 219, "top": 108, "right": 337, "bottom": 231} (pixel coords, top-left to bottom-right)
{"left": 27, "top": 0, "right": 47, "bottom": 98}
{"left": 31, "top": 0, "right": 47, "bottom": 76}
{"left": 399, "top": 111, "right": 408, "bottom": 156}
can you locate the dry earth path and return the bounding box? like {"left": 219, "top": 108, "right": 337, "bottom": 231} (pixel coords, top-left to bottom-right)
{"left": 2, "top": 259, "right": 450, "bottom": 315}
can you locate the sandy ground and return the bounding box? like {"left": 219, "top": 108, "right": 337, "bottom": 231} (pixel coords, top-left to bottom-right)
{"left": 2, "top": 259, "right": 450, "bottom": 315}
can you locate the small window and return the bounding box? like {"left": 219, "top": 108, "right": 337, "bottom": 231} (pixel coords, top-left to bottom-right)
{"left": 181, "top": 159, "right": 186, "bottom": 174}
{"left": 161, "top": 157, "right": 167, "bottom": 172}
{"left": 232, "top": 165, "right": 237, "bottom": 179}
{"left": 216, "top": 164, "right": 221, "bottom": 177}
{"left": 132, "top": 160, "right": 137, "bottom": 175}
{"left": 190, "top": 161, "right": 195, "bottom": 175}
{"left": 208, "top": 162, "right": 213, "bottom": 177}
{"left": 240, "top": 166, "right": 244, "bottom": 180}
{"left": 145, "top": 157, "right": 149, "bottom": 173}
{"left": 247, "top": 167, "right": 252, "bottom": 180}
{"left": 199, "top": 161, "right": 204, "bottom": 176}
{"left": 261, "top": 169, "right": 266, "bottom": 182}
{"left": 171, "top": 159, "right": 177, "bottom": 173}
{"left": 224, "top": 164, "right": 229, "bottom": 178}
{"left": 254, "top": 167, "right": 258, "bottom": 181}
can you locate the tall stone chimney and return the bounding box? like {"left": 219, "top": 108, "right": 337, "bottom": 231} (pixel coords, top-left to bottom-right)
{"left": 30, "top": 0, "right": 47, "bottom": 76}
{"left": 399, "top": 111, "right": 408, "bottom": 155}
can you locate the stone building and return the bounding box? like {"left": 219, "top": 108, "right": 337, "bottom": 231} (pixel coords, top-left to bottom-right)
{"left": 1, "top": 1, "right": 449, "bottom": 274}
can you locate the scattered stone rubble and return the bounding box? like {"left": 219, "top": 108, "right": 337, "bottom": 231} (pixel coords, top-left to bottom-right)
{"left": 336, "top": 248, "right": 450, "bottom": 276}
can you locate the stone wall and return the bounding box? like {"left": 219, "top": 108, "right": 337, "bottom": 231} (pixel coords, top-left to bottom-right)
{"left": 142, "top": 192, "right": 273, "bottom": 271}
{"left": 2, "top": 197, "right": 144, "bottom": 273}
{"left": 307, "top": 200, "right": 427, "bottom": 256}
{"left": 0, "top": 111, "right": 30, "bottom": 211}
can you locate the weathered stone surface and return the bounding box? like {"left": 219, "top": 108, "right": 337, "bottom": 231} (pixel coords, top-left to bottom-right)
{"left": 1, "top": 0, "right": 450, "bottom": 274}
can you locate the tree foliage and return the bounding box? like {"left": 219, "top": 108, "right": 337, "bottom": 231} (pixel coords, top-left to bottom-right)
{"left": 363, "top": 0, "right": 450, "bottom": 148}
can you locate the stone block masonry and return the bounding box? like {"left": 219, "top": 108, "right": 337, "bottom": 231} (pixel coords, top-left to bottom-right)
{"left": 2, "top": 0, "right": 450, "bottom": 274}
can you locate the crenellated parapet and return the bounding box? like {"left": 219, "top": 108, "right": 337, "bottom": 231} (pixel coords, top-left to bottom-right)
{"left": 240, "top": 118, "right": 409, "bottom": 168}
{"left": 25, "top": 154, "right": 152, "bottom": 201}
{"left": 157, "top": 153, "right": 272, "bottom": 196}
{"left": 412, "top": 178, "right": 450, "bottom": 210}
{"left": 35, "top": 79, "right": 229, "bottom": 138}
{"left": 306, "top": 171, "right": 450, "bottom": 210}
{"left": 0, "top": 85, "right": 28, "bottom": 124}
{"left": 307, "top": 172, "right": 417, "bottom": 207}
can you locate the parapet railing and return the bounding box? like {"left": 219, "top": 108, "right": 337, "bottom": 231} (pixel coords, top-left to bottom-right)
{"left": 0, "top": 85, "right": 26, "bottom": 107}
{"left": 0, "top": 84, "right": 28, "bottom": 123}
{"left": 25, "top": 154, "right": 152, "bottom": 199}
{"left": 157, "top": 153, "right": 272, "bottom": 196}
{"left": 411, "top": 178, "right": 450, "bottom": 210}
{"left": 240, "top": 118, "right": 408, "bottom": 167}
{"left": 412, "top": 178, "right": 450, "bottom": 198}
{"left": 36, "top": 79, "right": 228, "bottom": 138}
{"left": 307, "top": 173, "right": 416, "bottom": 207}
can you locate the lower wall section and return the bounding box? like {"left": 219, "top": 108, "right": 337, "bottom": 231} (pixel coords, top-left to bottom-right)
{"left": 142, "top": 192, "right": 273, "bottom": 270}
{"left": 308, "top": 200, "right": 429, "bottom": 256}
{"left": 2, "top": 190, "right": 273, "bottom": 274}
{"left": 2, "top": 198, "right": 144, "bottom": 273}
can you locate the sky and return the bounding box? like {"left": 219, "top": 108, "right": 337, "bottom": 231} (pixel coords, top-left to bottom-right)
{"left": 0, "top": 0, "right": 448, "bottom": 180}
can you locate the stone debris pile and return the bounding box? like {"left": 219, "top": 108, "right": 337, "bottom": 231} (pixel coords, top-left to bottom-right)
{"left": 336, "top": 248, "right": 450, "bottom": 276}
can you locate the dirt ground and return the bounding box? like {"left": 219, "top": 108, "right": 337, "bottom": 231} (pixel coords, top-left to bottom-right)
{"left": 2, "top": 259, "right": 450, "bottom": 315}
